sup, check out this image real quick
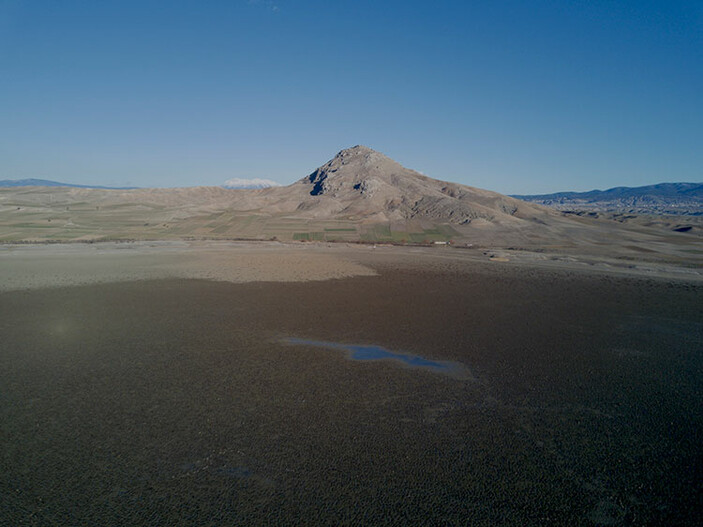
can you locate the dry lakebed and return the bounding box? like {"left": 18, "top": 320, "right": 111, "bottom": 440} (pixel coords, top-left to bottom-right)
{"left": 1, "top": 241, "right": 701, "bottom": 525}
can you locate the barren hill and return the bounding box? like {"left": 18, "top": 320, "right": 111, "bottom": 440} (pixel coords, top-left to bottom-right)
{"left": 257, "top": 145, "right": 552, "bottom": 226}
{"left": 1, "top": 145, "right": 701, "bottom": 266}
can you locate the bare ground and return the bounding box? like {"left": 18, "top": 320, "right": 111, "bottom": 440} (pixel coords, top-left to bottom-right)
{"left": 0, "top": 243, "right": 701, "bottom": 525}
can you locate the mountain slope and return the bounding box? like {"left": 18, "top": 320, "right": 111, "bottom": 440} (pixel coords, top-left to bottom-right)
{"left": 256, "top": 145, "right": 553, "bottom": 225}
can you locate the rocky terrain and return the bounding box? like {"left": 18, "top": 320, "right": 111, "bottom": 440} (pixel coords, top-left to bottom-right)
{"left": 1, "top": 147, "right": 701, "bottom": 266}
{"left": 276, "top": 145, "right": 546, "bottom": 225}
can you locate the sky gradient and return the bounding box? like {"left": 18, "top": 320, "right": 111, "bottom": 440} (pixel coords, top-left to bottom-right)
{"left": 1, "top": 0, "right": 701, "bottom": 193}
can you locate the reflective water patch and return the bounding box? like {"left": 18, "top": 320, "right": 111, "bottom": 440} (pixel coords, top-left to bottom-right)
{"left": 282, "top": 337, "right": 470, "bottom": 379}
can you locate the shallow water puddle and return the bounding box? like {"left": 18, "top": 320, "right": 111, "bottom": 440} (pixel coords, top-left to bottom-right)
{"left": 282, "top": 337, "right": 469, "bottom": 378}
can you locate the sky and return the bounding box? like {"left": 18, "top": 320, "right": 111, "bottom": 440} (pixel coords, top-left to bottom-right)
{"left": 0, "top": 0, "right": 701, "bottom": 194}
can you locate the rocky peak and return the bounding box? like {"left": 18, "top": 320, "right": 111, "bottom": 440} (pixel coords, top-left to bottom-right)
{"left": 304, "top": 146, "right": 385, "bottom": 196}
{"left": 330, "top": 145, "right": 391, "bottom": 167}
{"left": 335, "top": 144, "right": 375, "bottom": 158}
{"left": 300, "top": 145, "right": 423, "bottom": 199}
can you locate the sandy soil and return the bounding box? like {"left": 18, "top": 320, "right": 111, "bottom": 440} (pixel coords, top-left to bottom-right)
{"left": 1, "top": 240, "right": 701, "bottom": 293}
{"left": 0, "top": 241, "right": 377, "bottom": 291}
{"left": 1, "top": 243, "right": 701, "bottom": 525}
{"left": 3, "top": 183, "right": 702, "bottom": 267}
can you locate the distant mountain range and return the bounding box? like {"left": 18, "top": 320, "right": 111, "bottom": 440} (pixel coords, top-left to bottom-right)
{"left": 0, "top": 178, "right": 137, "bottom": 190}
{"left": 513, "top": 182, "right": 703, "bottom": 215}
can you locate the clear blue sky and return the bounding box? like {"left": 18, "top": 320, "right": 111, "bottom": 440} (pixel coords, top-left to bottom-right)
{"left": 1, "top": 0, "right": 701, "bottom": 193}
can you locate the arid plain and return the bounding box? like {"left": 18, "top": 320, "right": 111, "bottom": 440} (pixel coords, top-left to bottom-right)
{"left": 1, "top": 147, "right": 702, "bottom": 525}
{"left": 1, "top": 241, "right": 702, "bottom": 525}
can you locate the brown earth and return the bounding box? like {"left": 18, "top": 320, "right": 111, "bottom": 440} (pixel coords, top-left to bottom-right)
{"left": 0, "top": 244, "right": 701, "bottom": 525}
